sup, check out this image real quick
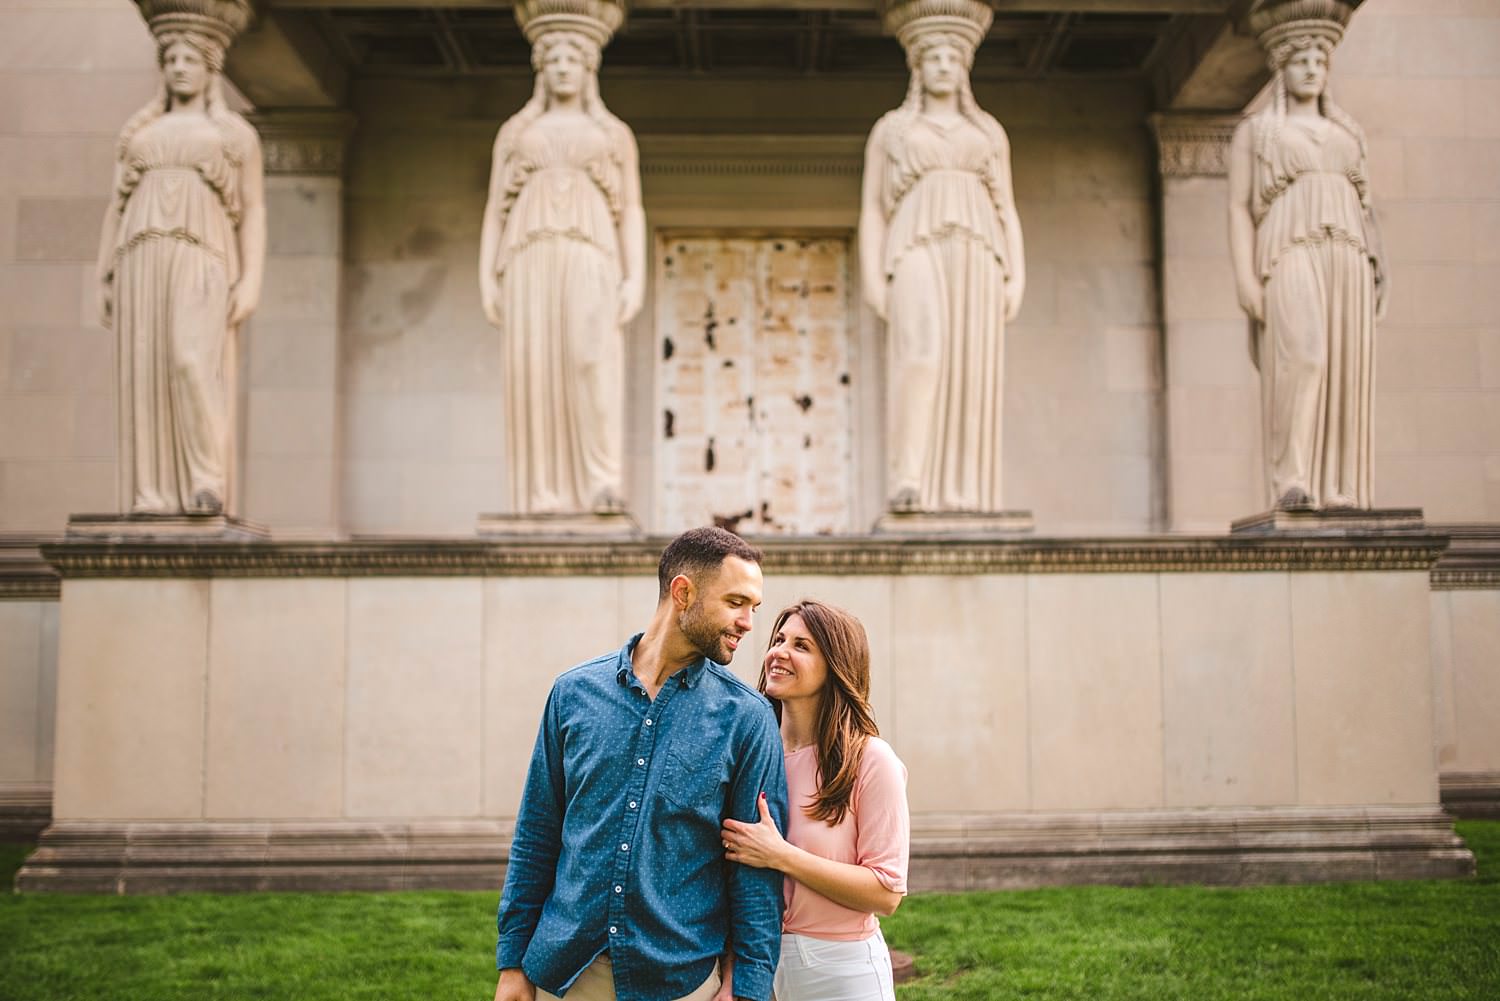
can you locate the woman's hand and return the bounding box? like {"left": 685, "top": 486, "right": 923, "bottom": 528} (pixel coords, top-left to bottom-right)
{"left": 98, "top": 278, "right": 113, "bottom": 329}
{"left": 1004, "top": 276, "right": 1025, "bottom": 322}
{"left": 720, "top": 792, "right": 790, "bottom": 872}
{"left": 228, "top": 280, "right": 259, "bottom": 328}
{"left": 481, "top": 275, "right": 504, "bottom": 328}
{"left": 617, "top": 276, "right": 645, "bottom": 327}
{"left": 1236, "top": 278, "right": 1265, "bottom": 324}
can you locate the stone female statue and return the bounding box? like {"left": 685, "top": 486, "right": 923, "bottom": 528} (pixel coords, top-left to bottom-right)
{"left": 859, "top": 0, "right": 1025, "bottom": 514}
{"left": 96, "top": 8, "right": 264, "bottom": 517}
{"left": 1229, "top": 0, "right": 1385, "bottom": 511}
{"left": 478, "top": 18, "right": 645, "bottom": 516}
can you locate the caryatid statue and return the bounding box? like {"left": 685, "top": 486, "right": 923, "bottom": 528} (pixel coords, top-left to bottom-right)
{"left": 1229, "top": 0, "right": 1385, "bottom": 512}
{"left": 479, "top": 0, "right": 645, "bottom": 517}
{"left": 98, "top": 0, "right": 265, "bottom": 517}
{"left": 860, "top": 0, "right": 1025, "bottom": 515}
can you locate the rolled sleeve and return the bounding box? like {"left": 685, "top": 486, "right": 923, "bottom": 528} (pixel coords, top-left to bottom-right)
{"left": 855, "top": 738, "right": 910, "bottom": 895}
{"left": 496, "top": 687, "right": 566, "bottom": 970}
{"left": 726, "top": 705, "right": 788, "bottom": 1001}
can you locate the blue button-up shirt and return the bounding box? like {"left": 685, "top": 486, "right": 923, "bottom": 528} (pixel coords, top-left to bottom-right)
{"left": 497, "top": 634, "right": 789, "bottom": 1001}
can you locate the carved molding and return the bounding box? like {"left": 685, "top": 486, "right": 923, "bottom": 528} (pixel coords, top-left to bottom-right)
{"left": 0, "top": 535, "right": 61, "bottom": 601}
{"left": 1429, "top": 523, "right": 1500, "bottom": 591}
{"left": 249, "top": 111, "right": 356, "bottom": 176}
{"left": 39, "top": 533, "right": 1449, "bottom": 580}
{"left": 1149, "top": 112, "right": 1241, "bottom": 178}
{"left": 16, "top": 805, "right": 1470, "bottom": 893}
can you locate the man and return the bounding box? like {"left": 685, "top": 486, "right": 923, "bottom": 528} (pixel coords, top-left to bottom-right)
{"left": 495, "top": 527, "right": 789, "bottom": 1001}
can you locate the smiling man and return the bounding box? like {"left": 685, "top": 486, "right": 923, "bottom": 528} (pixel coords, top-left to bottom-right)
{"left": 496, "top": 527, "right": 789, "bottom": 1001}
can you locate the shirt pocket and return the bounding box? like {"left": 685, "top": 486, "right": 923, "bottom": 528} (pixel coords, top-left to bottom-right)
{"left": 658, "top": 733, "right": 727, "bottom": 815}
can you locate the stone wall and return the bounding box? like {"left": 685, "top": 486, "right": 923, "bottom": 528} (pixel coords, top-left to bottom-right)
{"left": 341, "top": 73, "right": 1160, "bottom": 535}
{"left": 1162, "top": 0, "right": 1500, "bottom": 529}
{"left": 0, "top": 0, "right": 156, "bottom": 531}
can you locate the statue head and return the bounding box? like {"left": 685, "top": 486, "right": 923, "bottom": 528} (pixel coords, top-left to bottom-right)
{"left": 885, "top": 0, "right": 990, "bottom": 79}
{"left": 531, "top": 30, "right": 600, "bottom": 101}
{"left": 1247, "top": 0, "right": 1356, "bottom": 73}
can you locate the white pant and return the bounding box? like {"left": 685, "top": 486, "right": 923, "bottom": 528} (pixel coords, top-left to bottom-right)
{"left": 773, "top": 929, "right": 896, "bottom": 1001}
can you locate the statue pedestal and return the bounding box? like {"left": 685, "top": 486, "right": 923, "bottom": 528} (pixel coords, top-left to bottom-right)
{"left": 873, "top": 510, "right": 1035, "bottom": 535}
{"left": 1230, "top": 508, "right": 1425, "bottom": 536}
{"left": 66, "top": 513, "right": 270, "bottom": 542}
{"left": 476, "top": 511, "right": 643, "bottom": 539}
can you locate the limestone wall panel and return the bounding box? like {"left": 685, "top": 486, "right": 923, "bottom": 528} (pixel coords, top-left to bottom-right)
{"left": 1289, "top": 572, "right": 1437, "bottom": 805}
{"left": 345, "top": 578, "right": 482, "bottom": 818}
{"left": 1160, "top": 573, "right": 1297, "bottom": 807}
{"left": 890, "top": 575, "right": 1028, "bottom": 813}
{"left": 51, "top": 579, "right": 208, "bottom": 820}
{"left": 205, "top": 579, "right": 346, "bottom": 819}
{"left": 1027, "top": 574, "right": 1163, "bottom": 811}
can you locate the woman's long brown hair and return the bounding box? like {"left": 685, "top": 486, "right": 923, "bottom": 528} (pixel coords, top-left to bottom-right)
{"left": 757, "top": 600, "right": 880, "bottom": 826}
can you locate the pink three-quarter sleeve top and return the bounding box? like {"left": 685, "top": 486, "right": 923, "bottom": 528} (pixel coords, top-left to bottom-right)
{"left": 782, "top": 735, "right": 910, "bottom": 941}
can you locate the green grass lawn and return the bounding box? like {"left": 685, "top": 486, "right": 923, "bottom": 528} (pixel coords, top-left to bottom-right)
{"left": 1, "top": 822, "right": 1496, "bottom": 1001}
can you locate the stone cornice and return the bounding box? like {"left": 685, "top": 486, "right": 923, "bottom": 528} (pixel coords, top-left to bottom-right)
{"left": 1429, "top": 523, "right": 1500, "bottom": 590}
{"left": 1149, "top": 112, "right": 1241, "bottom": 178}
{"left": 248, "top": 110, "right": 357, "bottom": 176}
{"left": 0, "top": 535, "right": 61, "bottom": 600}
{"left": 39, "top": 533, "right": 1449, "bottom": 580}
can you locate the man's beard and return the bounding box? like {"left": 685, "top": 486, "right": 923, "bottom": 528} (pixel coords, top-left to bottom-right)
{"left": 680, "top": 599, "right": 738, "bottom": 664}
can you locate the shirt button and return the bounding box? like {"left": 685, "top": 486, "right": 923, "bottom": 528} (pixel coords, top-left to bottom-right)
{"left": 628, "top": 801, "right": 637, "bottom": 809}
{"left": 620, "top": 842, "right": 629, "bottom": 852}
{"left": 609, "top": 926, "right": 618, "bottom": 935}
{"left": 644, "top": 719, "right": 653, "bottom": 727}
{"left": 614, "top": 885, "right": 623, "bottom": 893}
{"left": 637, "top": 757, "right": 645, "bottom": 766}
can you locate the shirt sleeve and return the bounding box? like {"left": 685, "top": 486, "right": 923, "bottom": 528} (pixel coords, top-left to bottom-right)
{"left": 496, "top": 683, "right": 567, "bottom": 970}
{"left": 725, "top": 702, "right": 788, "bottom": 1001}
{"left": 854, "top": 738, "right": 910, "bottom": 895}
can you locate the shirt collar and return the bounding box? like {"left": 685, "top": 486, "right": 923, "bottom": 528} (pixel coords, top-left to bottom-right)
{"left": 616, "top": 632, "right": 710, "bottom": 690}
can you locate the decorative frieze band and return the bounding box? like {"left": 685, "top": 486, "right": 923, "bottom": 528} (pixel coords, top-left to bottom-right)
{"left": 0, "top": 536, "right": 60, "bottom": 600}
{"left": 249, "top": 111, "right": 357, "bottom": 176}
{"left": 1429, "top": 523, "right": 1500, "bottom": 590}
{"left": 39, "top": 533, "right": 1449, "bottom": 580}
{"left": 1149, "top": 113, "right": 1241, "bottom": 178}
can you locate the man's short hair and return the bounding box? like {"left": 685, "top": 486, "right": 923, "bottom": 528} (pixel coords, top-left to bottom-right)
{"left": 657, "top": 527, "right": 764, "bottom": 600}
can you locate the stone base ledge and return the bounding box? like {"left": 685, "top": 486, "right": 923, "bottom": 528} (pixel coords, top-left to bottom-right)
{"left": 907, "top": 806, "right": 1474, "bottom": 889}
{"left": 16, "top": 806, "right": 1473, "bottom": 894}
{"left": 1231, "top": 508, "right": 1426, "bottom": 537}
{"left": 16, "top": 820, "right": 510, "bottom": 894}
{"left": 476, "top": 511, "right": 643, "bottom": 539}
{"left": 1440, "top": 772, "right": 1500, "bottom": 819}
{"left": 0, "top": 783, "right": 51, "bottom": 842}
{"left": 67, "top": 513, "right": 270, "bottom": 542}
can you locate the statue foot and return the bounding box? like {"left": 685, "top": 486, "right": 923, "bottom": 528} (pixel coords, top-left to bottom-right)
{"left": 190, "top": 490, "right": 224, "bottom": 516}
{"left": 1274, "top": 487, "right": 1313, "bottom": 512}
{"left": 889, "top": 487, "right": 921, "bottom": 513}
{"left": 591, "top": 489, "right": 627, "bottom": 515}
{"left": 1322, "top": 496, "right": 1358, "bottom": 511}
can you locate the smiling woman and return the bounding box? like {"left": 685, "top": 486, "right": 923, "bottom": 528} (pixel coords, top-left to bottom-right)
{"left": 720, "top": 600, "right": 910, "bottom": 1001}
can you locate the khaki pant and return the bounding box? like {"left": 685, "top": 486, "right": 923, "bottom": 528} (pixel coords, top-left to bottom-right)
{"left": 538, "top": 953, "right": 720, "bottom": 1001}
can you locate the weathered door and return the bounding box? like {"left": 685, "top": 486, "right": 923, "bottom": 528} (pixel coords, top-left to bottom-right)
{"left": 654, "top": 235, "right": 854, "bottom": 535}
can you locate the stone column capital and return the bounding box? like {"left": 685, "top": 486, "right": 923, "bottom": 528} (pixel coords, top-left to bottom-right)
{"left": 1149, "top": 112, "right": 1241, "bottom": 179}
{"left": 247, "top": 110, "right": 357, "bottom": 177}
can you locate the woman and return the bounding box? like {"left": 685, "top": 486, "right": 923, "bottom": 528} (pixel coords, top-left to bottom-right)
{"left": 1228, "top": 10, "right": 1385, "bottom": 510}
{"left": 858, "top": 1, "right": 1025, "bottom": 513}
{"left": 478, "top": 27, "right": 645, "bottom": 516}
{"left": 97, "top": 22, "right": 265, "bottom": 516}
{"left": 719, "top": 600, "right": 910, "bottom": 1001}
